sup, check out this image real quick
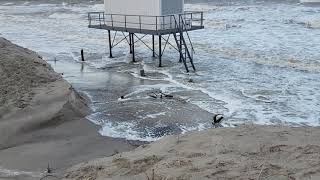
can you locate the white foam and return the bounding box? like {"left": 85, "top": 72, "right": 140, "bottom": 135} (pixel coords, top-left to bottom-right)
{"left": 145, "top": 112, "right": 166, "bottom": 119}
{"left": 307, "top": 20, "right": 320, "bottom": 29}
{"left": 184, "top": 3, "right": 219, "bottom": 12}
{"left": 179, "top": 123, "right": 210, "bottom": 135}
{"left": 49, "top": 13, "right": 80, "bottom": 19}
{"left": 0, "top": 167, "right": 41, "bottom": 178}
{"left": 157, "top": 70, "right": 241, "bottom": 115}
{"left": 126, "top": 56, "right": 245, "bottom": 116}
{"left": 2, "top": 2, "right": 14, "bottom": 5}
{"left": 130, "top": 71, "right": 167, "bottom": 81}
{"left": 87, "top": 112, "right": 159, "bottom": 141}
{"left": 90, "top": 4, "right": 105, "bottom": 11}
{"left": 99, "top": 122, "right": 160, "bottom": 142}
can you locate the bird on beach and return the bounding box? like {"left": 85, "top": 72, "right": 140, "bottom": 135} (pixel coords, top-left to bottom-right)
{"left": 212, "top": 114, "right": 224, "bottom": 128}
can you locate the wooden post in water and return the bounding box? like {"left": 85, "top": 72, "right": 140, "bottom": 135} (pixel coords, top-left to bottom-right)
{"left": 140, "top": 69, "right": 145, "bottom": 77}
{"left": 81, "top": 49, "right": 84, "bottom": 61}
{"left": 108, "top": 30, "right": 113, "bottom": 58}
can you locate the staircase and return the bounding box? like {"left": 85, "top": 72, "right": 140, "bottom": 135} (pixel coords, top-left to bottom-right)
{"left": 173, "top": 15, "right": 196, "bottom": 73}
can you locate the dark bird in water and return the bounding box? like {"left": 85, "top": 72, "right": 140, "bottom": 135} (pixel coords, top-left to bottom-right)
{"left": 212, "top": 114, "right": 224, "bottom": 127}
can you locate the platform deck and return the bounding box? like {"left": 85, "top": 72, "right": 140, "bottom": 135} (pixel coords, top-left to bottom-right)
{"left": 88, "top": 24, "right": 204, "bottom": 35}
{"left": 88, "top": 11, "right": 204, "bottom": 35}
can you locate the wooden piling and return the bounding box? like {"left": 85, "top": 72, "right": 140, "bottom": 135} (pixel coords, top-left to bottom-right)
{"left": 140, "top": 69, "right": 145, "bottom": 77}
{"left": 81, "top": 49, "right": 84, "bottom": 61}
{"left": 108, "top": 30, "right": 113, "bottom": 58}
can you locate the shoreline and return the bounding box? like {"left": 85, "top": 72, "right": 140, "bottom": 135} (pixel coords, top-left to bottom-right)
{"left": 0, "top": 37, "right": 137, "bottom": 179}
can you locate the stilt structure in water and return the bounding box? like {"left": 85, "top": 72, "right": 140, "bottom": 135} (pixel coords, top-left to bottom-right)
{"left": 87, "top": 0, "right": 204, "bottom": 72}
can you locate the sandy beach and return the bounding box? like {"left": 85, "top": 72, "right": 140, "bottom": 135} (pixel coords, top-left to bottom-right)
{"left": 65, "top": 125, "right": 320, "bottom": 180}
{"left": 0, "top": 37, "right": 135, "bottom": 179}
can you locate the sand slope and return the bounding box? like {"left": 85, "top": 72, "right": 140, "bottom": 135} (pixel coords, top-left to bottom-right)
{"left": 0, "top": 37, "right": 89, "bottom": 150}
{"left": 65, "top": 125, "right": 320, "bottom": 180}
{"left": 0, "top": 37, "right": 135, "bottom": 180}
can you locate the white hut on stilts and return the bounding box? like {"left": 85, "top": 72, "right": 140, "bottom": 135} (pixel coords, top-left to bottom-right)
{"left": 88, "top": 0, "right": 204, "bottom": 72}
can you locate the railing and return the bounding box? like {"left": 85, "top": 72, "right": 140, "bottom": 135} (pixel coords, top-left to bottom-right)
{"left": 88, "top": 11, "right": 204, "bottom": 32}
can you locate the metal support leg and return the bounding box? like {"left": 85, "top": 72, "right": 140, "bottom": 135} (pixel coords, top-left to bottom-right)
{"left": 132, "top": 33, "right": 135, "bottom": 62}
{"left": 159, "top": 35, "right": 162, "bottom": 67}
{"left": 152, "top": 35, "right": 155, "bottom": 57}
{"left": 129, "top": 33, "right": 132, "bottom": 54}
{"left": 108, "top": 30, "right": 113, "bottom": 58}
{"left": 179, "top": 32, "right": 183, "bottom": 63}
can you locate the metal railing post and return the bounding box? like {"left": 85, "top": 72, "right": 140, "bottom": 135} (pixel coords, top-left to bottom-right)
{"left": 201, "top": 12, "right": 203, "bottom": 27}
{"left": 103, "top": 13, "right": 105, "bottom": 25}
{"left": 179, "top": 14, "right": 181, "bottom": 30}
{"left": 162, "top": 16, "right": 165, "bottom": 30}
{"left": 111, "top": 14, "right": 113, "bottom": 28}
{"left": 179, "top": 14, "right": 183, "bottom": 31}
{"left": 125, "top": 15, "right": 127, "bottom": 30}
{"left": 156, "top": 17, "right": 158, "bottom": 31}
{"left": 88, "top": 13, "right": 91, "bottom": 26}
{"left": 139, "top": 16, "right": 141, "bottom": 32}
{"left": 99, "top": 13, "right": 101, "bottom": 27}
{"left": 173, "top": 15, "right": 177, "bottom": 29}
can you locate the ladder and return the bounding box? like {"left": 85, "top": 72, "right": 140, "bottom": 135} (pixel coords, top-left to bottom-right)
{"left": 173, "top": 15, "right": 196, "bottom": 73}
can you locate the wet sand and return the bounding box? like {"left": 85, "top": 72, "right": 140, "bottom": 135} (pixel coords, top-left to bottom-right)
{"left": 47, "top": 51, "right": 215, "bottom": 140}
{"left": 0, "top": 37, "right": 135, "bottom": 179}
